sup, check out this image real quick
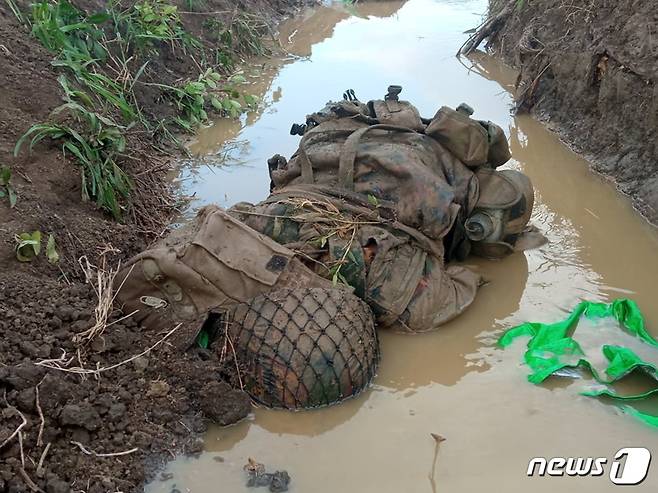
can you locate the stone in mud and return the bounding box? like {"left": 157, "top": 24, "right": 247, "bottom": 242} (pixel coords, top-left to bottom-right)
{"left": 38, "top": 374, "right": 74, "bottom": 412}
{"left": 0, "top": 363, "right": 44, "bottom": 390}
{"left": 15, "top": 387, "right": 36, "bottom": 413}
{"left": 45, "top": 473, "right": 71, "bottom": 493}
{"left": 199, "top": 381, "right": 251, "bottom": 426}
{"left": 59, "top": 403, "right": 101, "bottom": 431}
{"left": 147, "top": 380, "right": 171, "bottom": 397}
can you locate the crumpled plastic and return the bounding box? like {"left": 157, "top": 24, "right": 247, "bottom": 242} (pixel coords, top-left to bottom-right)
{"left": 499, "top": 299, "right": 658, "bottom": 427}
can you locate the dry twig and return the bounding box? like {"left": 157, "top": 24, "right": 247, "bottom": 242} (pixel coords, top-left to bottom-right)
{"left": 36, "top": 324, "right": 183, "bottom": 376}
{"left": 0, "top": 392, "right": 28, "bottom": 451}
{"left": 70, "top": 441, "right": 139, "bottom": 458}
{"left": 35, "top": 377, "right": 45, "bottom": 447}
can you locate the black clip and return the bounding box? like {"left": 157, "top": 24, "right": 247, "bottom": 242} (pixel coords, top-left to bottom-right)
{"left": 343, "top": 89, "right": 358, "bottom": 102}
{"left": 385, "top": 85, "right": 402, "bottom": 101}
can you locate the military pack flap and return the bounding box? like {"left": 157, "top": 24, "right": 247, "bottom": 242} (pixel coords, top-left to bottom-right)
{"left": 368, "top": 99, "right": 425, "bottom": 131}
{"left": 190, "top": 207, "right": 293, "bottom": 287}
{"left": 115, "top": 206, "right": 296, "bottom": 329}
{"left": 426, "top": 106, "right": 489, "bottom": 168}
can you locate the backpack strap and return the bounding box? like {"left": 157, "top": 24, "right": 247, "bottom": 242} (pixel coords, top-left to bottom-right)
{"left": 338, "top": 124, "right": 417, "bottom": 190}
{"left": 298, "top": 144, "right": 315, "bottom": 184}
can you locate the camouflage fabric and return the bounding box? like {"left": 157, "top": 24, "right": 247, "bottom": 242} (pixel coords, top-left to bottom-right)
{"left": 229, "top": 193, "right": 479, "bottom": 333}
{"left": 271, "top": 105, "right": 480, "bottom": 242}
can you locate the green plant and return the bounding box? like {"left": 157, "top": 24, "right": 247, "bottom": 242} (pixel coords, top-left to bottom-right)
{"left": 0, "top": 166, "right": 18, "bottom": 208}
{"left": 29, "top": 0, "right": 108, "bottom": 60}
{"left": 151, "top": 70, "right": 256, "bottom": 131}
{"left": 14, "top": 231, "right": 59, "bottom": 263}
{"left": 15, "top": 230, "right": 41, "bottom": 262}
{"left": 204, "top": 13, "right": 268, "bottom": 61}
{"left": 53, "top": 57, "right": 137, "bottom": 121}
{"left": 117, "top": 0, "right": 200, "bottom": 53}
{"left": 46, "top": 234, "right": 60, "bottom": 264}
{"left": 15, "top": 77, "right": 131, "bottom": 220}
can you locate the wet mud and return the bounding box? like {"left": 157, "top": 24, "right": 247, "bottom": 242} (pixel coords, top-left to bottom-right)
{"left": 153, "top": 1, "right": 658, "bottom": 492}
{"left": 483, "top": 0, "right": 657, "bottom": 224}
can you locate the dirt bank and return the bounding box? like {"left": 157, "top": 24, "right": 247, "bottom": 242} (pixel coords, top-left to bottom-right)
{"left": 0, "top": 1, "right": 307, "bottom": 491}
{"left": 469, "top": 0, "right": 657, "bottom": 223}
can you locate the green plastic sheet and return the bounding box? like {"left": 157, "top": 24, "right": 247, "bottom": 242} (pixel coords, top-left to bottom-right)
{"left": 499, "top": 299, "right": 658, "bottom": 427}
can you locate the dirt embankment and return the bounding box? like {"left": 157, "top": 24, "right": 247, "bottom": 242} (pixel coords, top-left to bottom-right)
{"left": 474, "top": 0, "right": 657, "bottom": 223}
{"left": 0, "top": 1, "right": 307, "bottom": 491}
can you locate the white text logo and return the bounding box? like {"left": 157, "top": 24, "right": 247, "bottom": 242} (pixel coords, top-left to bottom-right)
{"left": 527, "top": 448, "right": 651, "bottom": 485}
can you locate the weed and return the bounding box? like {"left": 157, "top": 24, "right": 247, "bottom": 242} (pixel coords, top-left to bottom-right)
{"left": 15, "top": 230, "right": 41, "bottom": 262}
{"left": 115, "top": 0, "right": 200, "bottom": 53}
{"left": 14, "top": 231, "right": 59, "bottom": 263}
{"left": 53, "top": 57, "right": 137, "bottom": 121}
{"left": 204, "top": 12, "right": 269, "bottom": 61}
{"left": 149, "top": 69, "right": 256, "bottom": 131}
{"left": 0, "top": 166, "right": 18, "bottom": 208}
{"left": 29, "top": 0, "right": 108, "bottom": 60}
{"left": 46, "top": 234, "right": 60, "bottom": 264}
{"left": 15, "top": 77, "right": 132, "bottom": 220}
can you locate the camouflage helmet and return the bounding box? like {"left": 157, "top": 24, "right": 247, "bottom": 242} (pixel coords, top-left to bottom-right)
{"left": 224, "top": 287, "right": 380, "bottom": 409}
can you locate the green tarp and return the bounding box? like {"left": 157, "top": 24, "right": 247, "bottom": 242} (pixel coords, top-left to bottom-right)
{"left": 499, "top": 299, "right": 658, "bottom": 427}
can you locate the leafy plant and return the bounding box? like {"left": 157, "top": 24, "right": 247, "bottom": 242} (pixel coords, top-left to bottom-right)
{"left": 29, "top": 0, "right": 108, "bottom": 60}
{"left": 117, "top": 0, "right": 200, "bottom": 53}
{"left": 152, "top": 70, "right": 256, "bottom": 131}
{"left": 15, "top": 231, "right": 41, "bottom": 262}
{"left": 204, "top": 13, "right": 268, "bottom": 62}
{"left": 52, "top": 58, "right": 137, "bottom": 121}
{"left": 14, "top": 231, "right": 60, "bottom": 263}
{"left": 46, "top": 234, "right": 60, "bottom": 264}
{"left": 0, "top": 166, "right": 18, "bottom": 208}
{"left": 15, "top": 77, "right": 131, "bottom": 220}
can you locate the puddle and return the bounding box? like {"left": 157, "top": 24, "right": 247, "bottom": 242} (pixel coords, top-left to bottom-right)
{"left": 153, "top": 0, "right": 658, "bottom": 491}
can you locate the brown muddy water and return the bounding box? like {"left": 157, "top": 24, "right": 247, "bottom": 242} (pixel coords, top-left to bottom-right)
{"left": 150, "top": 1, "right": 658, "bottom": 491}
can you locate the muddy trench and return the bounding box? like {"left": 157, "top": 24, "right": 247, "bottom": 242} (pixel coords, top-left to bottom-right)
{"left": 0, "top": 1, "right": 657, "bottom": 492}
{"left": 150, "top": 1, "right": 658, "bottom": 492}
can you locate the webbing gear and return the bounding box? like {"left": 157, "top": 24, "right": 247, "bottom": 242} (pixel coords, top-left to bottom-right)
{"left": 385, "top": 85, "right": 402, "bottom": 101}
{"left": 338, "top": 124, "right": 417, "bottom": 190}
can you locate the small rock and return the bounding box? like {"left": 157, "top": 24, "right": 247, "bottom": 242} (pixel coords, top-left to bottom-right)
{"left": 200, "top": 381, "right": 251, "bottom": 426}
{"left": 147, "top": 380, "right": 170, "bottom": 398}
{"left": 108, "top": 402, "right": 127, "bottom": 421}
{"left": 132, "top": 356, "right": 149, "bottom": 373}
{"left": 46, "top": 473, "right": 70, "bottom": 493}
{"left": 270, "top": 471, "right": 291, "bottom": 493}
{"left": 60, "top": 403, "right": 101, "bottom": 431}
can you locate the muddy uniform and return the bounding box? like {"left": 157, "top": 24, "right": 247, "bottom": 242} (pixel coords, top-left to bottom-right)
{"left": 229, "top": 94, "right": 518, "bottom": 333}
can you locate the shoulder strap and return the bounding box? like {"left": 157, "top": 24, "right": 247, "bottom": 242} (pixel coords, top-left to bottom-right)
{"left": 338, "top": 124, "right": 417, "bottom": 190}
